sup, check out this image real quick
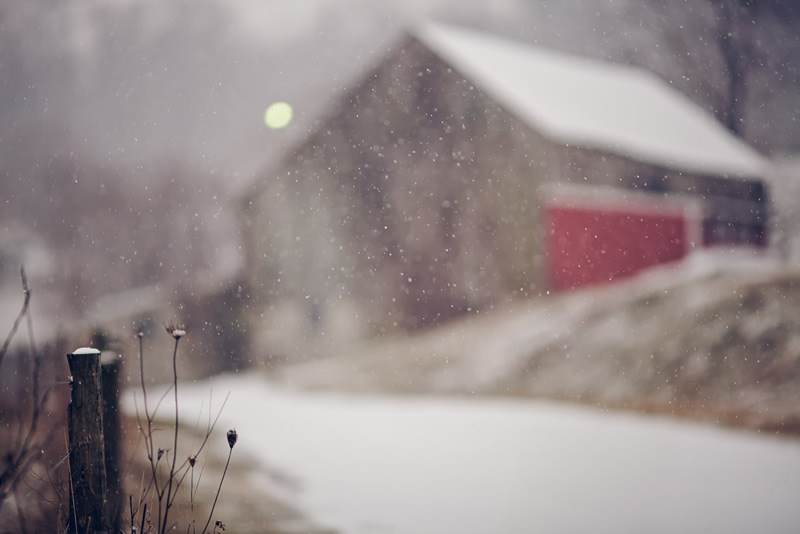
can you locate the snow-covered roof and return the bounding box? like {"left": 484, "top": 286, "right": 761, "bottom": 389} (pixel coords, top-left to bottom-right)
{"left": 414, "top": 23, "right": 767, "bottom": 178}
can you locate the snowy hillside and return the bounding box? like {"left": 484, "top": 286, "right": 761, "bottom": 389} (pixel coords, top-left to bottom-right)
{"left": 278, "top": 250, "right": 800, "bottom": 435}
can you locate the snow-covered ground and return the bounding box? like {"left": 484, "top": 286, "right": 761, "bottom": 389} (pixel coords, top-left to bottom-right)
{"left": 126, "top": 372, "right": 800, "bottom": 534}
{"left": 273, "top": 252, "right": 800, "bottom": 436}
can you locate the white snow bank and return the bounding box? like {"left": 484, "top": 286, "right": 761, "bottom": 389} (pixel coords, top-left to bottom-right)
{"left": 429, "top": 248, "right": 783, "bottom": 395}
{"left": 125, "top": 373, "right": 800, "bottom": 534}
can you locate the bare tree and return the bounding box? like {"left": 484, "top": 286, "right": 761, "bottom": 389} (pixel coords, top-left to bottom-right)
{"left": 705, "top": 0, "right": 799, "bottom": 136}
{"left": 0, "top": 268, "right": 65, "bottom": 530}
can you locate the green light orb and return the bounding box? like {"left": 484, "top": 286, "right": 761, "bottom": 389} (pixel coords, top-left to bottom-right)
{"left": 264, "top": 102, "right": 293, "bottom": 129}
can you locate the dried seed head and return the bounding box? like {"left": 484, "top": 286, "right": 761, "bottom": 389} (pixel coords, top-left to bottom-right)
{"left": 157, "top": 448, "right": 164, "bottom": 461}
{"left": 188, "top": 456, "right": 196, "bottom": 467}
{"left": 164, "top": 322, "right": 187, "bottom": 339}
{"left": 226, "top": 429, "right": 238, "bottom": 449}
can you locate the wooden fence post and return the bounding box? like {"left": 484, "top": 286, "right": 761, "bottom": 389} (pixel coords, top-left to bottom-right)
{"left": 67, "top": 347, "right": 108, "bottom": 534}
{"left": 101, "top": 351, "right": 122, "bottom": 534}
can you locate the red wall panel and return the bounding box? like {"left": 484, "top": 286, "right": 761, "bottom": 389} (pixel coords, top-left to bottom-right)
{"left": 546, "top": 203, "right": 689, "bottom": 291}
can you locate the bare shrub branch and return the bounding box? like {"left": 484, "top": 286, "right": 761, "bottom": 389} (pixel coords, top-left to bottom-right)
{"left": 128, "top": 325, "right": 235, "bottom": 534}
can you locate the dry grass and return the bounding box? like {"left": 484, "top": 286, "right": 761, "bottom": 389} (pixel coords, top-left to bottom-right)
{"left": 119, "top": 414, "right": 331, "bottom": 534}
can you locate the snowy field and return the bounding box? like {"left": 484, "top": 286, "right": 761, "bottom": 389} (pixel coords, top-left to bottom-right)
{"left": 125, "top": 372, "right": 800, "bottom": 534}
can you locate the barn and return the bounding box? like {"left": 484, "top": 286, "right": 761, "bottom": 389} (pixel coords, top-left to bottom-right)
{"left": 242, "top": 22, "right": 769, "bottom": 338}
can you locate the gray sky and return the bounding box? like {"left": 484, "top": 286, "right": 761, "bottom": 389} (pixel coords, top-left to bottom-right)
{"left": 3, "top": 0, "right": 797, "bottom": 191}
